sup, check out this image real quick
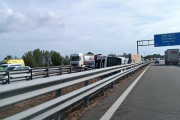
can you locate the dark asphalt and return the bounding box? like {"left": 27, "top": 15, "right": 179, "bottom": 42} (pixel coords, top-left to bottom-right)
{"left": 79, "top": 63, "right": 180, "bottom": 120}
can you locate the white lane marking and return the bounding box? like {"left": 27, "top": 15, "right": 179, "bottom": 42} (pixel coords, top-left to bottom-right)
{"left": 169, "top": 67, "right": 174, "bottom": 69}
{"left": 100, "top": 64, "right": 151, "bottom": 120}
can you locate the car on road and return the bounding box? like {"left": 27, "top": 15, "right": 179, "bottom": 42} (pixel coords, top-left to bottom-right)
{"left": 145, "top": 59, "right": 149, "bottom": 61}
{"left": 0, "top": 66, "right": 34, "bottom": 82}
{"left": 85, "top": 62, "right": 94, "bottom": 68}
{"left": 0, "top": 66, "right": 31, "bottom": 71}
{"left": 155, "top": 59, "right": 159, "bottom": 64}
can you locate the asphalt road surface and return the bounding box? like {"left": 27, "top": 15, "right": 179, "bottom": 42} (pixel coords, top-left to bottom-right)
{"left": 79, "top": 62, "right": 180, "bottom": 120}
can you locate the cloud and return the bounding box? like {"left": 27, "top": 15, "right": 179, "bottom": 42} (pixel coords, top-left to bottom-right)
{"left": 0, "top": 0, "right": 13, "bottom": 15}
{"left": 1, "top": 0, "right": 180, "bottom": 60}
{"left": 0, "top": 10, "right": 66, "bottom": 33}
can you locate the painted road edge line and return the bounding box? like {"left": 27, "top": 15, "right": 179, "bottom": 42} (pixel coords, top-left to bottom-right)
{"left": 100, "top": 64, "right": 151, "bottom": 120}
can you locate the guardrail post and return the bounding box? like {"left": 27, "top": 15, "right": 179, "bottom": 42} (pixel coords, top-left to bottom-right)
{"left": 46, "top": 68, "right": 49, "bottom": 77}
{"left": 85, "top": 80, "right": 89, "bottom": 86}
{"left": 60, "top": 67, "right": 63, "bottom": 75}
{"left": 30, "top": 69, "right": 33, "bottom": 80}
{"left": 123, "top": 69, "right": 125, "bottom": 80}
{"left": 56, "top": 89, "right": 61, "bottom": 97}
{"left": 132, "top": 66, "right": 133, "bottom": 75}
{"left": 84, "top": 80, "right": 89, "bottom": 107}
{"left": 70, "top": 66, "right": 72, "bottom": 73}
{"left": 134, "top": 68, "right": 136, "bottom": 73}
{"left": 118, "top": 70, "right": 120, "bottom": 83}
{"left": 58, "top": 67, "right": 60, "bottom": 75}
{"left": 111, "top": 73, "right": 114, "bottom": 88}
{"left": 55, "top": 89, "right": 61, "bottom": 120}
{"left": 132, "top": 66, "right": 134, "bottom": 74}
{"left": 6, "top": 71, "right": 10, "bottom": 84}
{"left": 101, "top": 76, "right": 104, "bottom": 96}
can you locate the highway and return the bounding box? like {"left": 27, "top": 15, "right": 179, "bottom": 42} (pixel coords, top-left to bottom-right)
{"left": 79, "top": 61, "right": 180, "bottom": 120}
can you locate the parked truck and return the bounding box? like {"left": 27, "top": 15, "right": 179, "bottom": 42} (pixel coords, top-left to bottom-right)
{"left": 70, "top": 53, "right": 94, "bottom": 67}
{"left": 165, "top": 49, "right": 179, "bottom": 65}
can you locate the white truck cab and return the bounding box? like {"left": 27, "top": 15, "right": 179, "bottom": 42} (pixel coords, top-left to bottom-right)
{"left": 70, "top": 53, "right": 84, "bottom": 67}
{"left": 70, "top": 53, "right": 94, "bottom": 67}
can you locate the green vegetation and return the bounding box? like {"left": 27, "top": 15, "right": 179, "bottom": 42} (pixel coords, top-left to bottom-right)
{"left": 63, "top": 55, "right": 70, "bottom": 65}
{"left": 143, "top": 54, "right": 164, "bottom": 59}
{"left": 87, "top": 52, "right": 94, "bottom": 55}
{"left": 4, "top": 55, "right": 20, "bottom": 60}
{"left": 2, "top": 49, "right": 70, "bottom": 68}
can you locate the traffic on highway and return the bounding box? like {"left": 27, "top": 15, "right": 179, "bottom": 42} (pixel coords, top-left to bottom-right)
{"left": 1, "top": 0, "right": 180, "bottom": 120}
{"left": 1, "top": 48, "right": 180, "bottom": 120}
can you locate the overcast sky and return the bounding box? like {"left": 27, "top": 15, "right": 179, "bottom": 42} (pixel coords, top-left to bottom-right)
{"left": 0, "top": 0, "right": 180, "bottom": 60}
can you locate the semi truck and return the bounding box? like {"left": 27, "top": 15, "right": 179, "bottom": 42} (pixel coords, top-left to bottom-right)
{"left": 165, "top": 49, "right": 179, "bottom": 65}
{"left": 94, "top": 54, "right": 129, "bottom": 69}
{"left": 70, "top": 53, "right": 94, "bottom": 67}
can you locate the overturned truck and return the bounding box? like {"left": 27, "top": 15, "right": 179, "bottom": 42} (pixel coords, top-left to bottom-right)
{"left": 94, "top": 53, "right": 141, "bottom": 69}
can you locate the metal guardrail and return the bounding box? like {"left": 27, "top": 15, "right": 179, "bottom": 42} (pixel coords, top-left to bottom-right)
{"left": 0, "top": 65, "right": 92, "bottom": 85}
{"left": 0, "top": 62, "right": 149, "bottom": 120}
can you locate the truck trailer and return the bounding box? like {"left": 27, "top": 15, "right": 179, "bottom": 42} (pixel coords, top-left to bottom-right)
{"left": 70, "top": 53, "right": 94, "bottom": 67}
{"left": 128, "top": 54, "right": 141, "bottom": 63}
{"left": 165, "top": 49, "right": 179, "bottom": 65}
{"left": 121, "top": 53, "right": 141, "bottom": 63}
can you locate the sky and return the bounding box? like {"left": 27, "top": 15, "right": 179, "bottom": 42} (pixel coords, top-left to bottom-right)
{"left": 0, "top": 0, "right": 180, "bottom": 60}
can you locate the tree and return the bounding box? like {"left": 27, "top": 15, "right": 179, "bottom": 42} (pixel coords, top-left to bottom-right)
{"left": 41, "top": 50, "right": 51, "bottom": 67}
{"left": 63, "top": 55, "right": 70, "bottom": 65}
{"left": 4, "top": 55, "right": 13, "bottom": 60}
{"left": 22, "top": 52, "right": 36, "bottom": 68}
{"left": 143, "top": 54, "right": 164, "bottom": 59}
{"left": 33, "top": 49, "right": 43, "bottom": 67}
{"left": 14, "top": 56, "right": 18, "bottom": 59}
{"left": 87, "top": 52, "right": 94, "bottom": 55}
{"left": 51, "top": 51, "right": 62, "bottom": 66}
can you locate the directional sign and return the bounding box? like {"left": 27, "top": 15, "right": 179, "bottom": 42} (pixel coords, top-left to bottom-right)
{"left": 154, "top": 32, "right": 180, "bottom": 47}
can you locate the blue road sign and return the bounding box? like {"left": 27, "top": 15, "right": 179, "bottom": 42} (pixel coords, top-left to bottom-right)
{"left": 154, "top": 32, "right": 180, "bottom": 47}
